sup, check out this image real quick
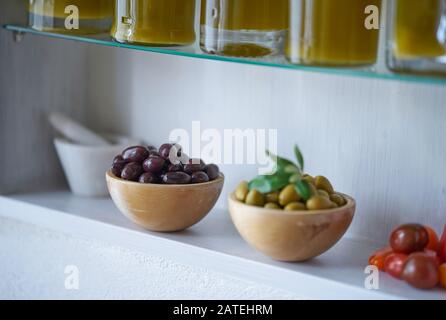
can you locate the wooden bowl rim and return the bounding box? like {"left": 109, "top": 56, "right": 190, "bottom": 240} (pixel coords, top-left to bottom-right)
{"left": 106, "top": 170, "right": 225, "bottom": 188}
{"left": 228, "top": 192, "right": 355, "bottom": 217}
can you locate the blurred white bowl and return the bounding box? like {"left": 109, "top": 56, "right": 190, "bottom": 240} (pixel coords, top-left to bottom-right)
{"left": 54, "top": 135, "right": 139, "bottom": 197}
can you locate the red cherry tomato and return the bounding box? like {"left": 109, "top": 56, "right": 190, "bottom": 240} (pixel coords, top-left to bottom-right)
{"left": 439, "top": 264, "right": 446, "bottom": 289}
{"left": 438, "top": 225, "right": 446, "bottom": 263}
{"left": 369, "top": 247, "right": 393, "bottom": 271}
{"left": 389, "top": 224, "right": 429, "bottom": 254}
{"left": 384, "top": 253, "right": 408, "bottom": 279}
{"left": 422, "top": 249, "right": 441, "bottom": 267}
{"left": 424, "top": 226, "right": 439, "bottom": 252}
{"left": 402, "top": 253, "right": 440, "bottom": 289}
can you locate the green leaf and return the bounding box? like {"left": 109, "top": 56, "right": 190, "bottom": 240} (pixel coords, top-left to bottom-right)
{"left": 294, "top": 144, "right": 305, "bottom": 171}
{"left": 284, "top": 164, "right": 300, "bottom": 174}
{"left": 295, "top": 179, "right": 312, "bottom": 201}
{"left": 249, "top": 174, "right": 290, "bottom": 194}
{"left": 248, "top": 177, "right": 272, "bottom": 194}
{"left": 266, "top": 150, "right": 298, "bottom": 175}
{"left": 268, "top": 174, "right": 292, "bottom": 191}
{"left": 289, "top": 173, "right": 300, "bottom": 184}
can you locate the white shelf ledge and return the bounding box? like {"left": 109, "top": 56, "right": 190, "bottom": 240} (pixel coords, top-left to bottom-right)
{"left": 0, "top": 191, "right": 444, "bottom": 300}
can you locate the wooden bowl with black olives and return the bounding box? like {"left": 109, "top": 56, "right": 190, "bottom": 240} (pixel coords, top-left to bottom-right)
{"left": 106, "top": 143, "right": 224, "bottom": 232}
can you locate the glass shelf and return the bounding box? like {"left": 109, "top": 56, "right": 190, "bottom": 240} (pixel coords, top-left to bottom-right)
{"left": 4, "top": 24, "right": 446, "bottom": 86}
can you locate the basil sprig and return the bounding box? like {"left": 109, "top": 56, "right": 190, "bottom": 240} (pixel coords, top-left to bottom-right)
{"left": 248, "top": 144, "right": 311, "bottom": 200}
{"left": 294, "top": 144, "right": 304, "bottom": 172}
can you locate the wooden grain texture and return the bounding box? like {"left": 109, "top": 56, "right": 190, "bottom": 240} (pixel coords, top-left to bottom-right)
{"left": 228, "top": 193, "right": 355, "bottom": 262}
{"left": 0, "top": 0, "right": 89, "bottom": 194}
{"left": 106, "top": 171, "right": 224, "bottom": 232}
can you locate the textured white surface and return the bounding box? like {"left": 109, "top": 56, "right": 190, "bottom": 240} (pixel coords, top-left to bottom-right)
{"left": 0, "top": 217, "right": 297, "bottom": 300}
{"left": 2, "top": 192, "right": 445, "bottom": 300}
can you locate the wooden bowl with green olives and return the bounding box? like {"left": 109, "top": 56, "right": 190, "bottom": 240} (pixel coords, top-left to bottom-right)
{"left": 106, "top": 170, "right": 225, "bottom": 232}
{"left": 228, "top": 145, "right": 356, "bottom": 261}
{"left": 228, "top": 175, "right": 355, "bottom": 262}
{"left": 228, "top": 191, "right": 355, "bottom": 262}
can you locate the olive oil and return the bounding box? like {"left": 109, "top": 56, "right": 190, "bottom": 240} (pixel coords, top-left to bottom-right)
{"left": 112, "top": 0, "right": 196, "bottom": 46}
{"left": 200, "top": 0, "right": 289, "bottom": 57}
{"left": 286, "top": 0, "right": 381, "bottom": 66}
{"left": 28, "top": 0, "right": 114, "bottom": 34}
{"left": 393, "top": 0, "right": 445, "bottom": 59}
{"left": 387, "top": 0, "right": 446, "bottom": 75}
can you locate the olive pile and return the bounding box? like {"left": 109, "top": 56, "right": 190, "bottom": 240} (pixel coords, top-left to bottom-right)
{"left": 111, "top": 144, "right": 220, "bottom": 185}
{"left": 235, "top": 175, "right": 347, "bottom": 211}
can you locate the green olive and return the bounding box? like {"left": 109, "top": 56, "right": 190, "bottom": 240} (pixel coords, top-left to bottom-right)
{"left": 245, "top": 189, "right": 265, "bottom": 207}
{"left": 264, "top": 202, "right": 281, "bottom": 210}
{"left": 306, "top": 195, "right": 334, "bottom": 210}
{"left": 318, "top": 189, "right": 330, "bottom": 198}
{"left": 302, "top": 174, "right": 316, "bottom": 186}
{"left": 279, "top": 184, "right": 301, "bottom": 206}
{"left": 315, "top": 176, "right": 334, "bottom": 194}
{"left": 284, "top": 202, "right": 307, "bottom": 211}
{"left": 235, "top": 181, "right": 249, "bottom": 202}
{"left": 307, "top": 182, "right": 319, "bottom": 197}
{"left": 265, "top": 191, "right": 280, "bottom": 204}
{"left": 330, "top": 193, "right": 347, "bottom": 207}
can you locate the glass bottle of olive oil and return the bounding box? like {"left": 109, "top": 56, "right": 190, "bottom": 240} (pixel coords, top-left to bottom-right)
{"left": 112, "top": 0, "right": 196, "bottom": 46}
{"left": 28, "top": 0, "right": 114, "bottom": 34}
{"left": 200, "top": 0, "right": 289, "bottom": 57}
{"left": 286, "top": 0, "right": 381, "bottom": 67}
{"left": 387, "top": 0, "right": 446, "bottom": 75}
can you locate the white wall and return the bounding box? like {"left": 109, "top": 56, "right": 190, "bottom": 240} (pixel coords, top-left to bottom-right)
{"left": 87, "top": 47, "right": 446, "bottom": 243}
{"left": 0, "top": 0, "right": 90, "bottom": 194}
